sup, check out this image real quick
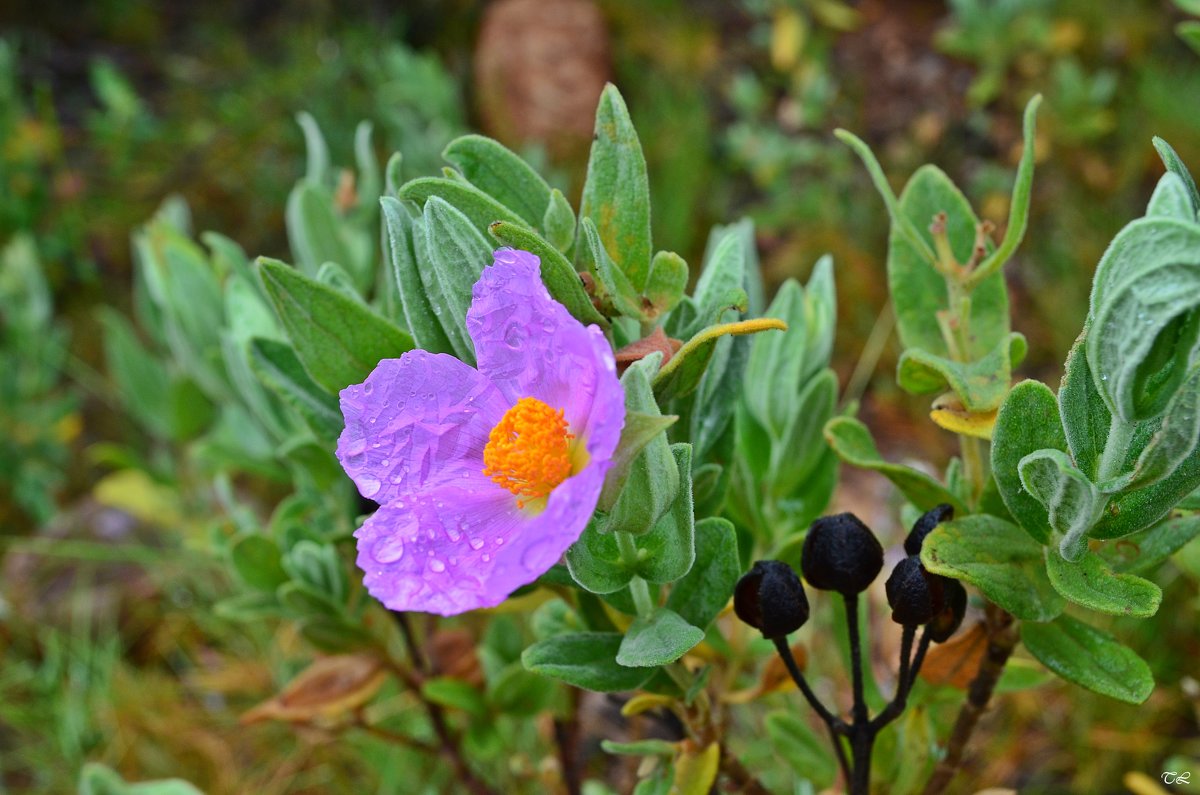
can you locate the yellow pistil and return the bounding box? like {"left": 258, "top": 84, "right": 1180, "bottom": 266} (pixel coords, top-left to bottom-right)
{"left": 483, "top": 397, "right": 575, "bottom": 508}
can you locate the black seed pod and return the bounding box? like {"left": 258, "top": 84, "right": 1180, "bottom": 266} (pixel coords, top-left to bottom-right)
{"left": 734, "top": 560, "right": 810, "bottom": 639}
{"left": 885, "top": 555, "right": 945, "bottom": 625}
{"left": 904, "top": 503, "right": 955, "bottom": 556}
{"left": 927, "top": 577, "right": 968, "bottom": 643}
{"left": 800, "top": 513, "right": 884, "bottom": 595}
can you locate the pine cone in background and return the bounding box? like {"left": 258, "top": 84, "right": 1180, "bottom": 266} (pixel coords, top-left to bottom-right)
{"left": 474, "top": 0, "right": 610, "bottom": 160}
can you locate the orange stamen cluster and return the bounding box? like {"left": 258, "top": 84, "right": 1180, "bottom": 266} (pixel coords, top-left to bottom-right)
{"left": 483, "top": 397, "right": 575, "bottom": 508}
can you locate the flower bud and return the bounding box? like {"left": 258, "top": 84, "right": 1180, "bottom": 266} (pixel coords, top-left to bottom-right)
{"left": 800, "top": 513, "right": 883, "bottom": 595}
{"left": 904, "top": 503, "right": 955, "bottom": 556}
{"left": 884, "top": 555, "right": 944, "bottom": 625}
{"left": 927, "top": 577, "right": 967, "bottom": 643}
{"left": 734, "top": 560, "right": 810, "bottom": 639}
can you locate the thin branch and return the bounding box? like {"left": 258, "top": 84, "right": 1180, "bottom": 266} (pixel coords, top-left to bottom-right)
{"left": 922, "top": 606, "right": 1019, "bottom": 795}
{"left": 772, "top": 637, "right": 852, "bottom": 784}
{"left": 870, "top": 624, "right": 915, "bottom": 732}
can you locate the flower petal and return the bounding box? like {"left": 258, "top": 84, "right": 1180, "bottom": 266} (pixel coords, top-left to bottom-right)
{"left": 337, "top": 351, "right": 509, "bottom": 505}
{"left": 467, "top": 249, "right": 623, "bottom": 461}
{"left": 355, "top": 461, "right": 609, "bottom": 616}
{"left": 354, "top": 485, "right": 523, "bottom": 616}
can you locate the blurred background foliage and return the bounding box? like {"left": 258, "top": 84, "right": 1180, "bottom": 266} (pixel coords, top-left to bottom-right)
{"left": 2, "top": 0, "right": 1199, "bottom": 792}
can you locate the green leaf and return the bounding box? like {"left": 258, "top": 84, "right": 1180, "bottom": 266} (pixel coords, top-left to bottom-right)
{"left": 665, "top": 517, "right": 740, "bottom": 629}
{"left": 135, "top": 222, "right": 229, "bottom": 399}
{"left": 380, "top": 197, "right": 455, "bottom": 353}
{"left": 1021, "top": 614, "right": 1154, "bottom": 704}
{"left": 616, "top": 607, "right": 704, "bottom": 667}
{"left": 296, "top": 111, "right": 330, "bottom": 184}
{"left": 896, "top": 332, "right": 1024, "bottom": 411}
{"left": 1090, "top": 447, "right": 1200, "bottom": 539}
{"left": 1018, "top": 448, "right": 1101, "bottom": 559}
{"left": 522, "top": 632, "right": 655, "bottom": 692}
{"left": 744, "top": 279, "right": 807, "bottom": 436}
{"left": 258, "top": 258, "right": 413, "bottom": 393}
{"left": 580, "top": 216, "right": 641, "bottom": 318}
{"left": 421, "top": 197, "right": 495, "bottom": 363}
{"left": 568, "top": 444, "right": 695, "bottom": 590}
{"left": 422, "top": 677, "right": 488, "bottom": 719}
{"left": 823, "top": 416, "right": 967, "bottom": 514}
{"left": 1086, "top": 217, "right": 1200, "bottom": 423}
{"left": 397, "top": 176, "right": 528, "bottom": 237}
{"left": 1126, "top": 364, "right": 1200, "bottom": 489}
{"left": 1044, "top": 548, "right": 1161, "bottom": 617}
{"left": 765, "top": 711, "right": 837, "bottom": 790}
{"left": 601, "top": 739, "right": 677, "bottom": 757}
{"left": 489, "top": 220, "right": 608, "bottom": 327}
{"left": 652, "top": 318, "right": 784, "bottom": 404}
{"left": 888, "top": 165, "right": 1010, "bottom": 360}
{"left": 771, "top": 369, "right": 838, "bottom": 497}
{"left": 636, "top": 444, "right": 697, "bottom": 584}
{"left": 1102, "top": 513, "right": 1200, "bottom": 574}
{"left": 1146, "top": 173, "right": 1196, "bottom": 221}
{"left": 286, "top": 181, "right": 354, "bottom": 278}
{"left": 352, "top": 121, "right": 380, "bottom": 214}
{"left": 1058, "top": 328, "right": 1110, "bottom": 479}
{"left": 99, "top": 308, "right": 171, "bottom": 438}
{"left": 442, "top": 134, "right": 552, "bottom": 226}
{"left": 79, "top": 763, "right": 204, "bottom": 795}
{"left": 688, "top": 229, "right": 746, "bottom": 335}
{"left": 1152, "top": 136, "right": 1200, "bottom": 214}
{"left": 1179, "top": 20, "right": 1200, "bottom": 59}
{"left": 230, "top": 535, "right": 289, "bottom": 592}
{"left": 644, "top": 251, "right": 689, "bottom": 318}
{"left": 966, "top": 94, "right": 1040, "bottom": 288}
{"left": 598, "top": 411, "right": 678, "bottom": 510}
{"left": 991, "top": 380, "right": 1068, "bottom": 543}
{"left": 604, "top": 355, "right": 679, "bottom": 533}
{"left": 298, "top": 616, "right": 376, "bottom": 653}
{"left": 486, "top": 663, "right": 558, "bottom": 716}
{"left": 248, "top": 337, "right": 343, "bottom": 440}
{"left": 543, "top": 188, "right": 577, "bottom": 253}
{"left": 580, "top": 84, "right": 652, "bottom": 290}
{"left": 921, "top": 516, "right": 1064, "bottom": 621}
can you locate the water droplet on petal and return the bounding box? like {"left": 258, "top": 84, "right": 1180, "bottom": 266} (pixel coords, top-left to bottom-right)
{"left": 380, "top": 458, "right": 390, "bottom": 467}
{"left": 429, "top": 558, "right": 445, "bottom": 573}
{"left": 469, "top": 537, "right": 484, "bottom": 550}
{"left": 446, "top": 525, "right": 462, "bottom": 543}
{"left": 363, "top": 381, "right": 374, "bottom": 395}
{"left": 481, "top": 553, "right": 491, "bottom": 562}
{"left": 359, "top": 476, "right": 381, "bottom": 498}
{"left": 372, "top": 535, "right": 404, "bottom": 563}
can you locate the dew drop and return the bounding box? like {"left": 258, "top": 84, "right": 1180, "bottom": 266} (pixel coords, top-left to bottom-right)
{"left": 363, "top": 381, "right": 374, "bottom": 395}
{"left": 481, "top": 553, "right": 491, "bottom": 562}
{"left": 429, "top": 558, "right": 446, "bottom": 573}
{"left": 504, "top": 324, "right": 525, "bottom": 349}
{"left": 448, "top": 557, "right": 458, "bottom": 567}
{"left": 372, "top": 535, "right": 404, "bottom": 564}
{"left": 446, "top": 525, "right": 462, "bottom": 543}
{"left": 469, "top": 537, "right": 485, "bottom": 550}
{"left": 380, "top": 458, "right": 390, "bottom": 467}
{"left": 359, "top": 476, "right": 382, "bottom": 498}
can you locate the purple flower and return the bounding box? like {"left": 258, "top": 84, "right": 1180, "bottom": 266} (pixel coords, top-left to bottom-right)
{"left": 336, "top": 249, "right": 624, "bottom": 615}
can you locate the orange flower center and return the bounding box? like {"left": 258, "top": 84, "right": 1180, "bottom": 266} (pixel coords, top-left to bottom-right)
{"left": 483, "top": 397, "right": 575, "bottom": 508}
